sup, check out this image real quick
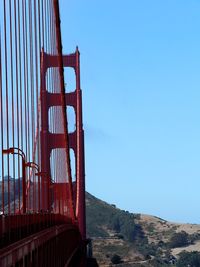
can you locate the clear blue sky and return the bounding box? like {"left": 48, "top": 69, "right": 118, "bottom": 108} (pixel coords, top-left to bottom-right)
{"left": 60, "top": 0, "right": 200, "bottom": 223}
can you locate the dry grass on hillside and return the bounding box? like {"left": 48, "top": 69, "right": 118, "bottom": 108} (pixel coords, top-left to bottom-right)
{"left": 136, "top": 214, "right": 200, "bottom": 243}
{"left": 136, "top": 214, "right": 200, "bottom": 257}
{"left": 92, "top": 237, "right": 144, "bottom": 266}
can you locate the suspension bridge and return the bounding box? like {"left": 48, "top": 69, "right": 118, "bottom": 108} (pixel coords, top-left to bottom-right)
{"left": 0, "top": 0, "right": 87, "bottom": 266}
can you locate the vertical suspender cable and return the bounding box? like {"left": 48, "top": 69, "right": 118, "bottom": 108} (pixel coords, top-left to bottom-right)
{"left": 9, "top": 0, "right": 16, "bottom": 214}
{"left": 0, "top": 28, "right": 4, "bottom": 214}
{"left": 3, "top": 0, "right": 10, "bottom": 215}
{"left": 17, "top": 0, "right": 22, "bottom": 211}
{"left": 14, "top": 0, "right": 20, "bottom": 215}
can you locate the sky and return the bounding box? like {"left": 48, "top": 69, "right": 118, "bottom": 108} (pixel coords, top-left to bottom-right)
{"left": 59, "top": 0, "right": 200, "bottom": 224}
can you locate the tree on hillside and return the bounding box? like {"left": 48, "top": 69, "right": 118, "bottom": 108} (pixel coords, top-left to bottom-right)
{"left": 111, "top": 216, "right": 121, "bottom": 232}
{"left": 111, "top": 254, "right": 122, "bottom": 264}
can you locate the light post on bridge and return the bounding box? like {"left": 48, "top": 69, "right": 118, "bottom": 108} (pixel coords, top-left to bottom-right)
{"left": 26, "top": 165, "right": 49, "bottom": 212}
{"left": 2, "top": 147, "right": 27, "bottom": 213}
{"left": 25, "top": 162, "right": 40, "bottom": 212}
{"left": 35, "top": 171, "right": 50, "bottom": 212}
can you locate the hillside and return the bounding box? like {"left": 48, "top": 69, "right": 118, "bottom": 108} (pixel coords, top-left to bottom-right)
{"left": 86, "top": 192, "right": 200, "bottom": 266}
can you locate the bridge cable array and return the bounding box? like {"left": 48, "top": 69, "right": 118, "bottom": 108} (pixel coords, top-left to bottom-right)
{"left": 0, "top": 0, "right": 86, "bottom": 265}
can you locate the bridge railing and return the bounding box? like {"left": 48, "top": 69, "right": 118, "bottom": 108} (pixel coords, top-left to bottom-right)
{"left": 0, "top": 222, "right": 83, "bottom": 267}
{"left": 0, "top": 213, "right": 73, "bottom": 249}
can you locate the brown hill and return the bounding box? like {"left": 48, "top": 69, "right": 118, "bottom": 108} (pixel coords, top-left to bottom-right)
{"left": 86, "top": 192, "right": 200, "bottom": 266}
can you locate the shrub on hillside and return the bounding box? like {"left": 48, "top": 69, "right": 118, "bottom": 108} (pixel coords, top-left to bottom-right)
{"left": 109, "top": 211, "right": 145, "bottom": 243}
{"left": 111, "top": 254, "right": 122, "bottom": 264}
{"left": 177, "top": 251, "right": 200, "bottom": 267}
{"left": 168, "top": 231, "right": 189, "bottom": 248}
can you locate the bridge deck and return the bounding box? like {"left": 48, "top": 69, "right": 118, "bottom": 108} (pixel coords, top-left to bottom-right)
{"left": 0, "top": 219, "right": 83, "bottom": 267}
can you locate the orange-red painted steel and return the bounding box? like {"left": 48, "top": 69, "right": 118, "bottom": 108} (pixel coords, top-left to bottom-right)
{"left": 0, "top": 222, "right": 83, "bottom": 267}
{"left": 0, "top": 0, "right": 86, "bottom": 265}
{"left": 40, "top": 49, "right": 86, "bottom": 238}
